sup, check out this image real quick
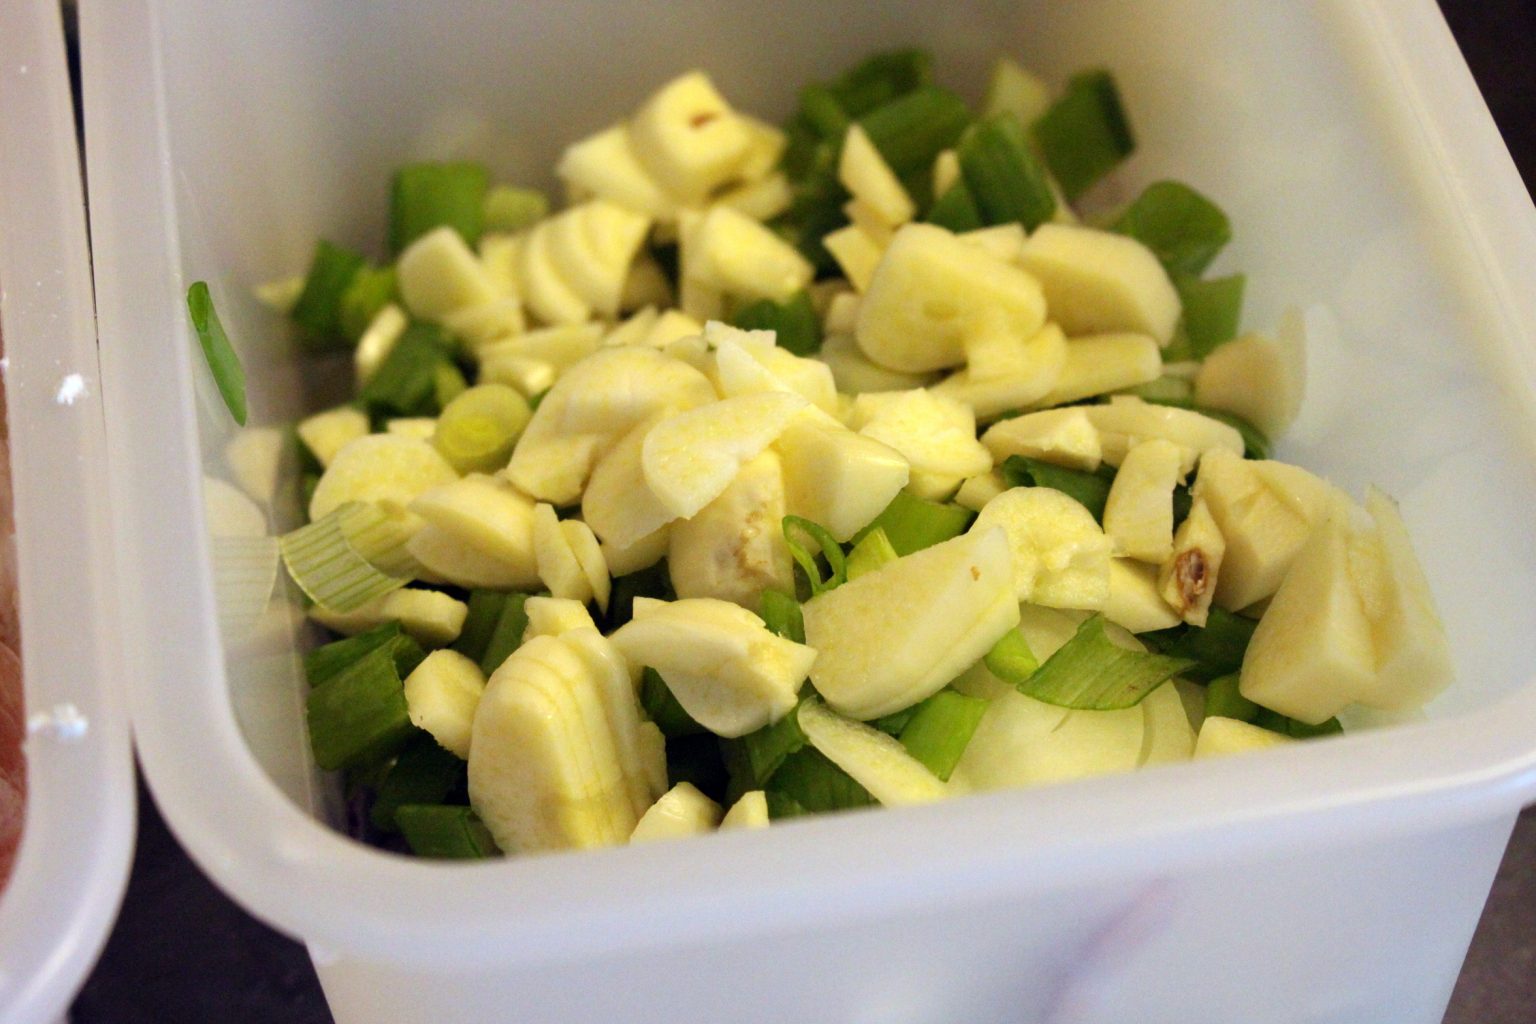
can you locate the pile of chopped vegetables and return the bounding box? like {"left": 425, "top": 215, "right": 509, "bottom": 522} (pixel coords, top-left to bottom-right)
{"left": 201, "top": 49, "right": 1452, "bottom": 860}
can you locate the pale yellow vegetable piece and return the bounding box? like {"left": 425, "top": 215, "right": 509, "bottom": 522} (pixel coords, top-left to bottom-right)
{"left": 804, "top": 528, "right": 1018, "bottom": 719}
{"left": 1193, "top": 717, "right": 1293, "bottom": 759}
{"left": 798, "top": 699, "right": 946, "bottom": 806}
{"left": 717, "top": 171, "right": 795, "bottom": 222}
{"left": 386, "top": 418, "right": 438, "bottom": 442}
{"left": 642, "top": 391, "right": 808, "bottom": 520}
{"left": 202, "top": 476, "right": 266, "bottom": 538}
{"left": 533, "top": 502, "right": 594, "bottom": 604}
{"left": 604, "top": 306, "right": 661, "bottom": 349}
{"left": 849, "top": 389, "right": 991, "bottom": 483}
{"left": 1102, "top": 438, "right": 1183, "bottom": 563}
{"left": 1084, "top": 396, "right": 1244, "bottom": 475}
{"left": 621, "top": 255, "right": 674, "bottom": 312}
{"left": 561, "top": 517, "right": 611, "bottom": 613}
{"left": 816, "top": 334, "right": 935, "bottom": 395}
{"left": 983, "top": 57, "right": 1053, "bottom": 124}
{"left": 824, "top": 292, "right": 861, "bottom": 337}
{"left": 1037, "top": 333, "right": 1163, "bottom": 407}
{"left": 355, "top": 303, "right": 409, "bottom": 384}
{"left": 477, "top": 232, "right": 522, "bottom": 301}
{"left": 519, "top": 221, "right": 591, "bottom": 326}
{"left": 582, "top": 415, "right": 681, "bottom": 551}
{"left": 478, "top": 322, "right": 603, "bottom": 375}
{"left": 1139, "top": 679, "right": 1197, "bottom": 767}
{"left": 403, "top": 649, "right": 486, "bottom": 759}
{"left": 1159, "top": 496, "right": 1226, "bottom": 627}
{"left": 310, "top": 588, "right": 468, "bottom": 647}
{"left": 838, "top": 125, "right": 915, "bottom": 227}
{"left": 735, "top": 114, "right": 789, "bottom": 181}
{"left": 959, "top": 223, "right": 1027, "bottom": 264}
{"left": 1018, "top": 223, "right": 1181, "bottom": 345}
{"left": 254, "top": 275, "right": 304, "bottom": 313}
{"left": 629, "top": 71, "right": 753, "bottom": 201}
{"left": 952, "top": 684, "right": 1144, "bottom": 791}
{"left": 645, "top": 309, "right": 705, "bottom": 349}
{"left": 668, "top": 450, "right": 794, "bottom": 612}
{"left": 557, "top": 123, "right": 679, "bottom": 222}
{"left": 610, "top": 597, "right": 814, "bottom": 738}
{"left": 396, "top": 226, "right": 502, "bottom": 322}
{"left": 409, "top": 473, "right": 540, "bottom": 586}
{"left": 981, "top": 406, "right": 1102, "bottom": 472}
{"left": 308, "top": 434, "right": 459, "bottom": 523}
{"left": 842, "top": 198, "right": 897, "bottom": 247}
{"left": 712, "top": 334, "right": 837, "bottom": 414}
{"left": 932, "top": 148, "right": 961, "bottom": 197}
{"left": 297, "top": 405, "right": 370, "bottom": 469}
{"left": 224, "top": 426, "right": 287, "bottom": 505}
{"left": 775, "top": 414, "right": 910, "bottom": 542}
{"left": 954, "top": 470, "right": 1008, "bottom": 513}
{"left": 406, "top": 523, "right": 539, "bottom": 591}
{"left": 720, "top": 790, "right": 770, "bottom": 830}
{"left": 970, "top": 487, "right": 1112, "bottom": 610}
{"left": 1194, "top": 329, "right": 1305, "bottom": 440}
{"left": 601, "top": 525, "right": 671, "bottom": 578}
{"left": 856, "top": 223, "right": 1047, "bottom": 373}
{"left": 931, "top": 322, "right": 1068, "bottom": 420}
{"left": 522, "top": 596, "right": 598, "bottom": 642}
{"left": 1106, "top": 558, "right": 1183, "bottom": 634}
{"left": 442, "top": 297, "right": 525, "bottom": 350}
{"left": 544, "top": 200, "right": 653, "bottom": 318}
{"left": 630, "top": 783, "right": 723, "bottom": 843}
{"left": 823, "top": 223, "right": 886, "bottom": 293}
{"left": 688, "top": 205, "right": 813, "bottom": 303}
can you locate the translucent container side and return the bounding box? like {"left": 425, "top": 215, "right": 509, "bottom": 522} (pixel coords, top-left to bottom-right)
{"left": 83, "top": 0, "right": 1536, "bottom": 970}
{"left": 0, "top": 1, "right": 137, "bottom": 1019}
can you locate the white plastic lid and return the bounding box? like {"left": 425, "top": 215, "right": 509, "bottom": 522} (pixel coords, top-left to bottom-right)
{"left": 0, "top": 1, "right": 136, "bottom": 1019}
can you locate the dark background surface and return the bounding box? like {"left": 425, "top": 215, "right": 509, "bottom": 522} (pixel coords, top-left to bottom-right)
{"left": 68, "top": 2, "right": 1536, "bottom": 1021}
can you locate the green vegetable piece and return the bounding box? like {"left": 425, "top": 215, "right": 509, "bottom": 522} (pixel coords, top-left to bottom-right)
{"left": 983, "top": 627, "right": 1039, "bottom": 685}
{"left": 370, "top": 735, "right": 467, "bottom": 833}
{"left": 305, "top": 620, "right": 426, "bottom": 689}
{"left": 389, "top": 161, "right": 491, "bottom": 254}
{"left": 1032, "top": 70, "right": 1134, "bottom": 201}
{"left": 1204, "top": 672, "right": 1260, "bottom": 723}
{"left": 730, "top": 289, "right": 822, "bottom": 356}
{"left": 477, "top": 592, "right": 530, "bottom": 677}
{"left": 482, "top": 185, "right": 549, "bottom": 234}
{"left": 1122, "top": 375, "right": 1195, "bottom": 404}
{"left": 854, "top": 490, "right": 974, "bottom": 556}
{"left": 451, "top": 590, "right": 510, "bottom": 665}
{"left": 845, "top": 528, "right": 899, "bottom": 581}
{"left": 665, "top": 734, "right": 730, "bottom": 804}
{"left": 1140, "top": 607, "right": 1257, "bottom": 682}
{"left": 338, "top": 265, "right": 398, "bottom": 342}
{"left": 783, "top": 515, "right": 847, "bottom": 595}
{"left": 360, "top": 322, "right": 455, "bottom": 417}
{"left": 395, "top": 804, "right": 501, "bottom": 859}
{"left": 185, "top": 281, "right": 247, "bottom": 426}
{"left": 957, "top": 113, "right": 1057, "bottom": 230}
{"left": 1000, "top": 455, "right": 1115, "bottom": 522}
{"left": 1110, "top": 181, "right": 1232, "bottom": 277}
{"left": 281, "top": 501, "right": 420, "bottom": 614}
{"left": 764, "top": 789, "right": 810, "bottom": 820}
{"left": 730, "top": 694, "right": 811, "bottom": 790}
{"left": 925, "top": 180, "right": 984, "bottom": 233}
{"left": 798, "top": 84, "right": 852, "bottom": 141}
{"left": 306, "top": 647, "right": 416, "bottom": 772}
{"left": 759, "top": 590, "right": 806, "bottom": 644}
{"left": 827, "top": 48, "right": 932, "bottom": 118}
{"left": 1174, "top": 273, "right": 1245, "bottom": 359}
{"left": 1172, "top": 483, "right": 1194, "bottom": 529}
{"left": 897, "top": 690, "right": 989, "bottom": 782}
{"left": 869, "top": 705, "right": 920, "bottom": 737}
{"left": 859, "top": 85, "right": 972, "bottom": 178}
{"left": 1256, "top": 712, "right": 1343, "bottom": 740}
{"left": 604, "top": 561, "right": 676, "bottom": 631}
{"left": 291, "top": 239, "right": 368, "bottom": 349}
{"left": 432, "top": 384, "right": 531, "bottom": 474}
{"left": 642, "top": 668, "right": 707, "bottom": 739}
{"left": 768, "top": 746, "right": 874, "bottom": 814}
{"left": 1020, "top": 614, "right": 1195, "bottom": 710}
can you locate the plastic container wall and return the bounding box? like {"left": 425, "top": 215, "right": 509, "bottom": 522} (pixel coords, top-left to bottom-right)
{"left": 0, "top": 1, "right": 137, "bottom": 1020}
{"left": 81, "top": 1, "right": 1536, "bottom": 1022}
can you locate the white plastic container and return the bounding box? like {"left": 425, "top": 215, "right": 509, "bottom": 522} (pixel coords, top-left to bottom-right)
{"left": 81, "top": 2, "right": 1536, "bottom": 1022}
{"left": 0, "top": 2, "right": 137, "bottom": 1020}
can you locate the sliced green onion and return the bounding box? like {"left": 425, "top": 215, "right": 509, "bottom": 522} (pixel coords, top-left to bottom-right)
{"left": 768, "top": 746, "right": 874, "bottom": 814}
{"left": 925, "top": 180, "right": 984, "bottom": 232}
{"left": 783, "top": 515, "right": 847, "bottom": 596}
{"left": 394, "top": 804, "right": 501, "bottom": 859}
{"left": 664, "top": 733, "right": 730, "bottom": 804}
{"left": 477, "top": 591, "right": 530, "bottom": 676}
{"left": 859, "top": 85, "right": 972, "bottom": 178}
{"left": 983, "top": 627, "right": 1039, "bottom": 684}
{"left": 450, "top": 590, "right": 509, "bottom": 665}
{"left": 389, "top": 161, "right": 491, "bottom": 254}
{"left": 1174, "top": 273, "right": 1245, "bottom": 359}
{"left": 1110, "top": 181, "right": 1232, "bottom": 277}
{"left": 729, "top": 694, "right": 810, "bottom": 790}
{"left": 370, "top": 735, "right": 467, "bottom": 832}
{"left": 1001, "top": 455, "right": 1115, "bottom": 522}
{"left": 211, "top": 535, "right": 279, "bottom": 639}
{"left": 957, "top": 113, "right": 1057, "bottom": 230}
{"left": 1122, "top": 374, "right": 1195, "bottom": 404}
{"left": 359, "top": 322, "right": 455, "bottom": 417}
{"left": 186, "top": 281, "right": 248, "bottom": 426}
{"left": 482, "top": 185, "right": 549, "bottom": 234}
{"left": 869, "top": 704, "right": 920, "bottom": 737}
{"left": 897, "top": 689, "right": 989, "bottom": 782}
{"left": 338, "top": 265, "right": 398, "bottom": 342}
{"left": 826, "top": 48, "right": 931, "bottom": 118}
{"left": 1203, "top": 672, "right": 1260, "bottom": 723}
{"left": 1020, "top": 613, "right": 1195, "bottom": 710}
{"left": 730, "top": 289, "right": 822, "bottom": 356}
{"left": 798, "top": 84, "right": 852, "bottom": 141}
{"left": 280, "top": 501, "right": 421, "bottom": 613}
{"left": 1140, "top": 607, "right": 1257, "bottom": 682}
{"left": 291, "top": 239, "right": 368, "bottom": 349}
{"left": 431, "top": 384, "right": 531, "bottom": 474}
{"left": 764, "top": 790, "right": 810, "bottom": 820}
{"left": 845, "top": 527, "right": 899, "bottom": 580}
{"left": 759, "top": 590, "right": 806, "bottom": 644}
{"left": 604, "top": 562, "right": 676, "bottom": 631}
{"left": 642, "top": 668, "right": 707, "bottom": 739}
{"left": 306, "top": 646, "right": 416, "bottom": 772}
{"left": 854, "top": 490, "right": 974, "bottom": 556}
{"left": 1032, "top": 70, "right": 1134, "bottom": 201}
{"left": 307, "top": 620, "right": 426, "bottom": 689}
